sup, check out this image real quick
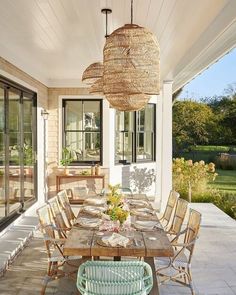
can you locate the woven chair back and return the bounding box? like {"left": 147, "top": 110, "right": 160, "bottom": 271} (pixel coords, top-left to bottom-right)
{"left": 57, "top": 190, "right": 75, "bottom": 226}
{"left": 185, "top": 209, "right": 202, "bottom": 254}
{"left": 77, "top": 260, "right": 153, "bottom": 295}
{"left": 36, "top": 204, "right": 57, "bottom": 258}
{"left": 169, "top": 198, "right": 188, "bottom": 235}
{"left": 37, "top": 204, "right": 55, "bottom": 237}
{"left": 163, "top": 190, "right": 179, "bottom": 224}
{"left": 48, "top": 196, "right": 68, "bottom": 231}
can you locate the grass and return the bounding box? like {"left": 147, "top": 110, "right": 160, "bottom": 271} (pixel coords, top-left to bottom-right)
{"left": 209, "top": 169, "right": 236, "bottom": 194}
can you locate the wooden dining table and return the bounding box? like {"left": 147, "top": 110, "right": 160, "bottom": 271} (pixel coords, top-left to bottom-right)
{"left": 63, "top": 197, "right": 174, "bottom": 295}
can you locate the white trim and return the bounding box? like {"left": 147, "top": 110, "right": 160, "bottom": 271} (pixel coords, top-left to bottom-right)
{"left": 0, "top": 69, "right": 38, "bottom": 93}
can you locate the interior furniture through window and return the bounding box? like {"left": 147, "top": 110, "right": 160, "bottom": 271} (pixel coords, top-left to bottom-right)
{"left": 62, "top": 99, "right": 102, "bottom": 165}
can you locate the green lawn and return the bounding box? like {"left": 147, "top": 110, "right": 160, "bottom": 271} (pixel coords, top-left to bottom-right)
{"left": 209, "top": 169, "right": 236, "bottom": 194}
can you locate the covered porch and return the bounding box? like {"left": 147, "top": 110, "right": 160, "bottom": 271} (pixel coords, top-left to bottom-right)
{"left": 0, "top": 0, "right": 236, "bottom": 294}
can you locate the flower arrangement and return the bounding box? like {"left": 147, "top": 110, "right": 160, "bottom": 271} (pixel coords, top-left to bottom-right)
{"left": 105, "top": 184, "right": 129, "bottom": 225}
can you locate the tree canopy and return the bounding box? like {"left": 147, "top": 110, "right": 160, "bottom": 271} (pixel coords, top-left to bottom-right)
{"left": 173, "top": 84, "right": 236, "bottom": 152}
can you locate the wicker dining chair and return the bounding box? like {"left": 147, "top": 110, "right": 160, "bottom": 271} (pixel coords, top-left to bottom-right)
{"left": 48, "top": 195, "right": 70, "bottom": 238}
{"left": 166, "top": 198, "right": 188, "bottom": 240}
{"left": 77, "top": 260, "right": 153, "bottom": 295}
{"left": 57, "top": 189, "right": 76, "bottom": 227}
{"left": 159, "top": 190, "right": 179, "bottom": 229}
{"left": 37, "top": 204, "right": 80, "bottom": 295}
{"left": 156, "top": 208, "right": 201, "bottom": 295}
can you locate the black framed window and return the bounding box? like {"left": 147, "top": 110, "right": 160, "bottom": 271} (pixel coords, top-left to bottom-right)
{"left": 0, "top": 76, "right": 37, "bottom": 228}
{"left": 115, "top": 104, "right": 156, "bottom": 164}
{"left": 62, "top": 99, "right": 102, "bottom": 165}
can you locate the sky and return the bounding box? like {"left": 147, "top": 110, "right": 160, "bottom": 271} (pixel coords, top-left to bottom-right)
{"left": 179, "top": 47, "right": 236, "bottom": 101}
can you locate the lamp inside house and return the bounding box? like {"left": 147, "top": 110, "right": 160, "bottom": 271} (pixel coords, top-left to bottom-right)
{"left": 103, "top": 0, "right": 160, "bottom": 111}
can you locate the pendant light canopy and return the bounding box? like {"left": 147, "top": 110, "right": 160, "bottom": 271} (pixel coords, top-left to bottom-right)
{"left": 82, "top": 62, "right": 103, "bottom": 85}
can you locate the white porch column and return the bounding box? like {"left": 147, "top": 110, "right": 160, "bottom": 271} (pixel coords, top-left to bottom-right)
{"left": 159, "top": 80, "right": 173, "bottom": 212}
{"left": 102, "top": 99, "right": 115, "bottom": 168}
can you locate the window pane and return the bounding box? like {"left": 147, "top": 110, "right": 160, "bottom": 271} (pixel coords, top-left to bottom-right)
{"left": 65, "top": 131, "right": 100, "bottom": 162}
{"left": 0, "top": 86, "right": 5, "bottom": 220}
{"left": 65, "top": 131, "right": 83, "bottom": 161}
{"left": 137, "top": 132, "right": 153, "bottom": 161}
{"left": 115, "top": 131, "right": 133, "bottom": 164}
{"left": 63, "top": 100, "right": 102, "bottom": 164}
{"left": 144, "top": 104, "right": 154, "bottom": 131}
{"left": 116, "top": 111, "right": 134, "bottom": 131}
{"left": 9, "top": 90, "right": 21, "bottom": 214}
{"left": 65, "top": 101, "right": 83, "bottom": 130}
{"left": 84, "top": 101, "right": 100, "bottom": 131}
{"left": 84, "top": 132, "right": 100, "bottom": 161}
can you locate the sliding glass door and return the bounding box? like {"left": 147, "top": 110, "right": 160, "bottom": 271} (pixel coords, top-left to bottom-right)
{"left": 0, "top": 78, "right": 37, "bottom": 227}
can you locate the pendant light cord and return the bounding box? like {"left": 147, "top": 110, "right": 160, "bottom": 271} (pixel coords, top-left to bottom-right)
{"left": 105, "top": 10, "right": 108, "bottom": 38}
{"left": 131, "top": 0, "right": 133, "bottom": 24}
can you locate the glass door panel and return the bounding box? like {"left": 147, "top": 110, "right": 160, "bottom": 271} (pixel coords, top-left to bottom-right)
{"left": 8, "top": 89, "right": 22, "bottom": 214}
{"left": 0, "top": 76, "right": 37, "bottom": 227}
{"left": 23, "top": 98, "right": 36, "bottom": 209}
{"left": 0, "top": 85, "right": 5, "bottom": 221}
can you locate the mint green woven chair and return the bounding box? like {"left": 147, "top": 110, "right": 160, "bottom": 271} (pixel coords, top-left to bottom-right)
{"left": 77, "top": 260, "right": 153, "bottom": 295}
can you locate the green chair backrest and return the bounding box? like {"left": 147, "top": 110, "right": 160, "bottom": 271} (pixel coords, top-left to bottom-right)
{"left": 77, "top": 260, "right": 153, "bottom": 295}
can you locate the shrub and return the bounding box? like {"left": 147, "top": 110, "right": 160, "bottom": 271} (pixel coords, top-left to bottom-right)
{"left": 190, "top": 190, "right": 236, "bottom": 220}
{"left": 173, "top": 158, "right": 217, "bottom": 202}
{"left": 215, "top": 154, "right": 236, "bottom": 170}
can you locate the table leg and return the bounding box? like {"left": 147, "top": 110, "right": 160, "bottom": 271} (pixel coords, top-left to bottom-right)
{"left": 144, "top": 257, "right": 159, "bottom": 295}
{"left": 114, "top": 256, "right": 121, "bottom": 261}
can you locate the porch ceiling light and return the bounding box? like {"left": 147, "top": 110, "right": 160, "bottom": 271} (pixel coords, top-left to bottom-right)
{"left": 82, "top": 62, "right": 103, "bottom": 85}
{"left": 103, "top": 0, "right": 160, "bottom": 111}
{"left": 89, "top": 77, "right": 104, "bottom": 95}
{"left": 83, "top": 8, "right": 112, "bottom": 87}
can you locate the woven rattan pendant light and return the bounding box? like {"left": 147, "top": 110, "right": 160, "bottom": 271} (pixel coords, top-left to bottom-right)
{"left": 82, "top": 62, "right": 103, "bottom": 85}
{"left": 103, "top": 0, "right": 160, "bottom": 111}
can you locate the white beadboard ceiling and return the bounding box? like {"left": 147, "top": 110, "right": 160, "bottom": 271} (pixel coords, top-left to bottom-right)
{"left": 0, "top": 0, "right": 235, "bottom": 92}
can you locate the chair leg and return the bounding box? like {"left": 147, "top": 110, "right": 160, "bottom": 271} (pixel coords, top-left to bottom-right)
{"left": 41, "top": 275, "right": 50, "bottom": 295}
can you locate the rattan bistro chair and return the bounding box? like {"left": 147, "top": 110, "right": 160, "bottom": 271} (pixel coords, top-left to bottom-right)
{"left": 57, "top": 189, "right": 76, "bottom": 227}
{"left": 37, "top": 204, "right": 80, "bottom": 295}
{"left": 156, "top": 209, "right": 201, "bottom": 295}
{"left": 159, "top": 190, "right": 179, "bottom": 229}
{"left": 166, "top": 198, "right": 188, "bottom": 240}
{"left": 77, "top": 260, "right": 153, "bottom": 295}
{"left": 48, "top": 196, "right": 71, "bottom": 238}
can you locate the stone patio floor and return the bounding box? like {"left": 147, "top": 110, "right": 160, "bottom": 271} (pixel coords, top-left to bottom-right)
{"left": 0, "top": 203, "right": 235, "bottom": 295}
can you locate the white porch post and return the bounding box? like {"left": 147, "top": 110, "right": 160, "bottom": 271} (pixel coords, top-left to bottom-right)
{"left": 159, "top": 80, "right": 173, "bottom": 212}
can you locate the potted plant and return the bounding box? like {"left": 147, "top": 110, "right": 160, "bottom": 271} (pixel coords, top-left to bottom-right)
{"left": 60, "top": 147, "right": 74, "bottom": 175}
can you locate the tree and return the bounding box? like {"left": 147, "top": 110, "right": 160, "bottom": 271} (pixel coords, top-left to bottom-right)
{"left": 173, "top": 101, "right": 217, "bottom": 153}
{"left": 206, "top": 90, "right": 236, "bottom": 145}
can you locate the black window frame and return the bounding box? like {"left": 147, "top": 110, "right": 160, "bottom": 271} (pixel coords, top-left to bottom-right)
{"left": 62, "top": 99, "right": 103, "bottom": 166}
{"left": 115, "top": 103, "right": 156, "bottom": 165}
{"left": 0, "top": 75, "right": 37, "bottom": 229}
